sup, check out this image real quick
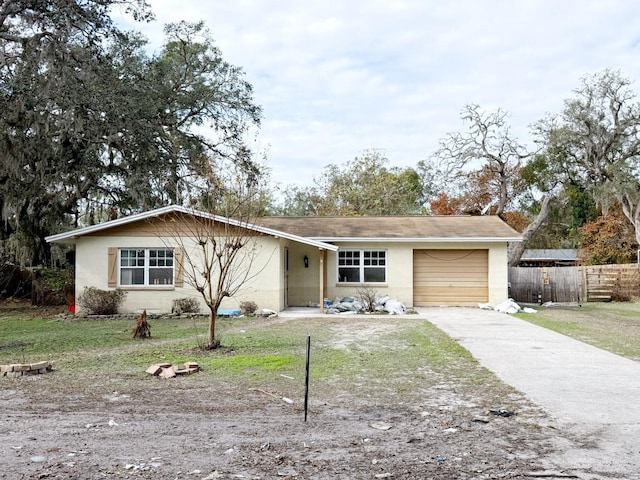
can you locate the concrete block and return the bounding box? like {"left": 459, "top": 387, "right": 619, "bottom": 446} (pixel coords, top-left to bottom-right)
{"left": 159, "top": 366, "right": 176, "bottom": 378}
{"left": 30, "top": 361, "right": 49, "bottom": 370}
{"left": 146, "top": 364, "right": 163, "bottom": 376}
{"left": 175, "top": 367, "right": 199, "bottom": 375}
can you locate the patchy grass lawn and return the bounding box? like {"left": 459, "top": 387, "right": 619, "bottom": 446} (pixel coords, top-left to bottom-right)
{"left": 3, "top": 302, "right": 637, "bottom": 386}
{"left": 0, "top": 313, "right": 500, "bottom": 400}
{"left": 0, "top": 305, "right": 623, "bottom": 478}
{"left": 515, "top": 301, "right": 640, "bottom": 361}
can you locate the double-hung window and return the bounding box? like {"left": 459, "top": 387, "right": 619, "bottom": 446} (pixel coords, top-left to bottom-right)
{"left": 119, "top": 248, "right": 174, "bottom": 286}
{"left": 338, "top": 249, "right": 386, "bottom": 283}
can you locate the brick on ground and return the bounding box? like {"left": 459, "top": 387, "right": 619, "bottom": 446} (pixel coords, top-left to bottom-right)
{"left": 145, "top": 364, "right": 164, "bottom": 375}
{"left": 159, "top": 366, "right": 176, "bottom": 378}
{"left": 175, "top": 367, "right": 199, "bottom": 375}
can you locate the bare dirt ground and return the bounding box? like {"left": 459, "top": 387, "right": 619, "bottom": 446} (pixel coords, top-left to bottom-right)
{"left": 0, "top": 304, "right": 613, "bottom": 480}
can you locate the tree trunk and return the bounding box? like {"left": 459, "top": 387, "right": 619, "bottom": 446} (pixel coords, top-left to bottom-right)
{"left": 508, "top": 195, "right": 552, "bottom": 267}
{"left": 207, "top": 308, "right": 220, "bottom": 349}
{"left": 618, "top": 193, "right": 640, "bottom": 245}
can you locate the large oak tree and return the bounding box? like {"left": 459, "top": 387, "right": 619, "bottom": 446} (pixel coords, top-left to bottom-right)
{"left": 0, "top": 2, "right": 261, "bottom": 266}
{"left": 539, "top": 70, "right": 640, "bottom": 246}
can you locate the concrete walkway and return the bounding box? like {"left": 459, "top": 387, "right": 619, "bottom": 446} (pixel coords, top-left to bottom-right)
{"left": 423, "top": 307, "right": 640, "bottom": 479}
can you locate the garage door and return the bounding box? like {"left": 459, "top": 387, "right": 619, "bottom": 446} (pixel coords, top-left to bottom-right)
{"left": 413, "top": 249, "right": 488, "bottom": 306}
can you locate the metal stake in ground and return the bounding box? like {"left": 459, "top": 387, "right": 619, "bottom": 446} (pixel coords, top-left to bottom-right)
{"left": 304, "top": 334, "right": 311, "bottom": 422}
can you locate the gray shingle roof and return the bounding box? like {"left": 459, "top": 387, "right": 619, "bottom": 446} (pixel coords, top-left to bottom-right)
{"left": 259, "top": 215, "right": 521, "bottom": 241}
{"left": 521, "top": 249, "right": 578, "bottom": 261}
{"left": 46, "top": 206, "right": 522, "bottom": 246}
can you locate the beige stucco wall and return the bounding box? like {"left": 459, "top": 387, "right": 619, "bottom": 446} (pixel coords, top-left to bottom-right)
{"left": 323, "top": 242, "right": 411, "bottom": 305}
{"left": 485, "top": 242, "right": 510, "bottom": 304}
{"left": 285, "top": 242, "right": 323, "bottom": 306}
{"left": 287, "top": 241, "right": 510, "bottom": 307}
{"left": 75, "top": 235, "right": 285, "bottom": 314}
{"left": 74, "top": 230, "right": 511, "bottom": 312}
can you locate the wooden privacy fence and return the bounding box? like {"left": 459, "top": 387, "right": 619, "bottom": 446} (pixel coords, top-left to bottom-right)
{"left": 508, "top": 263, "right": 640, "bottom": 304}
{"left": 509, "top": 266, "right": 580, "bottom": 303}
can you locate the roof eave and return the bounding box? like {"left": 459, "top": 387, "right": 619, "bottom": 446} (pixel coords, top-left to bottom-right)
{"left": 45, "top": 205, "right": 338, "bottom": 252}
{"left": 45, "top": 205, "right": 183, "bottom": 243}
{"left": 311, "top": 236, "right": 523, "bottom": 243}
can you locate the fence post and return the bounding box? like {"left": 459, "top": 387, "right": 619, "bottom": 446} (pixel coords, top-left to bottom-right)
{"left": 579, "top": 266, "right": 586, "bottom": 304}
{"left": 541, "top": 267, "right": 550, "bottom": 303}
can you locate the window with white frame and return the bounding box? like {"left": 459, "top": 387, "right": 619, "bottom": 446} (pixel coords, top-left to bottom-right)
{"left": 119, "top": 248, "right": 174, "bottom": 286}
{"left": 337, "top": 249, "right": 386, "bottom": 283}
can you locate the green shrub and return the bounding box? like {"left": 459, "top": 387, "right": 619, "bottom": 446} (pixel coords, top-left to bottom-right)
{"left": 41, "top": 268, "right": 74, "bottom": 295}
{"left": 76, "top": 287, "right": 127, "bottom": 315}
{"left": 31, "top": 267, "right": 75, "bottom": 306}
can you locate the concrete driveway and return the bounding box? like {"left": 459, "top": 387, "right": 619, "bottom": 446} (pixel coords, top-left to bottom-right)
{"left": 423, "top": 307, "right": 640, "bottom": 480}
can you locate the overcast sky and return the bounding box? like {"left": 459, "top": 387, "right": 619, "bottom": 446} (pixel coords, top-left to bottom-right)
{"left": 133, "top": 1, "right": 640, "bottom": 193}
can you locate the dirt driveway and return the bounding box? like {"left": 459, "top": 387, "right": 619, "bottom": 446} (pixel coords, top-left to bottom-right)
{"left": 0, "top": 309, "right": 627, "bottom": 480}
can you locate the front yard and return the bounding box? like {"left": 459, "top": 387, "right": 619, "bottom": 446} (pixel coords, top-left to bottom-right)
{"left": 1, "top": 301, "right": 637, "bottom": 478}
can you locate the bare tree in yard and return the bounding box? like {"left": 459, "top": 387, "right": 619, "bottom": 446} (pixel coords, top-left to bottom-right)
{"left": 432, "top": 104, "right": 531, "bottom": 216}
{"left": 428, "top": 104, "right": 557, "bottom": 266}
{"left": 159, "top": 156, "right": 271, "bottom": 349}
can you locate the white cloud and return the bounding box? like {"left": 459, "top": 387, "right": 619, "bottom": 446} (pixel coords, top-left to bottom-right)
{"left": 137, "top": 0, "right": 640, "bottom": 191}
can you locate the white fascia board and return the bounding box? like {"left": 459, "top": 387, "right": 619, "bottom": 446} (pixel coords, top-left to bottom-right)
{"left": 174, "top": 207, "right": 338, "bottom": 251}
{"left": 253, "top": 226, "right": 339, "bottom": 251}
{"left": 45, "top": 205, "right": 181, "bottom": 243}
{"left": 310, "top": 236, "right": 523, "bottom": 243}
{"left": 45, "top": 205, "right": 338, "bottom": 251}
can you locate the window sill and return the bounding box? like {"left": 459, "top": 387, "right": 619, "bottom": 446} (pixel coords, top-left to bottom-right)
{"left": 117, "top": 286, "right": 175, "bottom": 291}
{"left": 336, "top": 283, "right": 388, "bottom": 287}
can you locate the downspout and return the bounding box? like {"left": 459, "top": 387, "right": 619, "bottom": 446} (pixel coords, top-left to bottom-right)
{"left": 319, "top": 249, "right": 325, "bottom": 313}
